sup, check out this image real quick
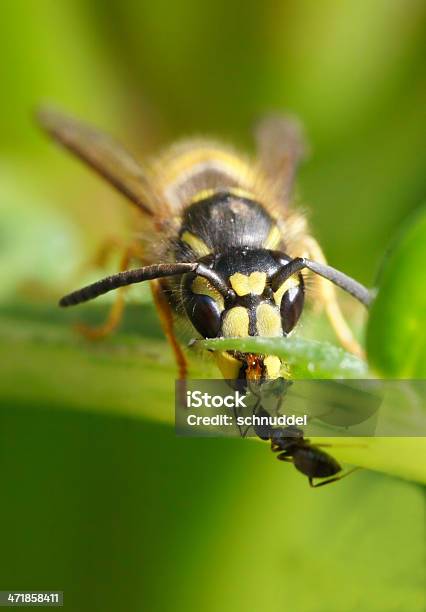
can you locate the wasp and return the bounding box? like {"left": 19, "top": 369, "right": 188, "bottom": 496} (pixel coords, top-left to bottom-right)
{"left": 37, "top": 107, "right": 371, "bottom": 383}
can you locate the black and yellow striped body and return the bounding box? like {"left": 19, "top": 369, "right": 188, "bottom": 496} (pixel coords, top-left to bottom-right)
{"left": 38, "top": 108, "right": 365, "bottom": 384}
{"left": 147, "top": 143, "right": 305, "bottom": 381}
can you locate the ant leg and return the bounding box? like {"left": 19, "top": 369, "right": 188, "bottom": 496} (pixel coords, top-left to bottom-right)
{"left": 233, "top": 404, "right": 247, "bottom": 438}
{"left": 309, "top": 467, "right": 360, "bottom": 488}
{"left": 276, "top": 452, "right": 292, "bottom": 462}
{"left": 240, "top": 423, "right": 252, "bottom": 438}
{"left": 238, "top": 396, "right": 261, "bottom": 438}
{"left": 270, "top": 433, "right": 291, "bottom": 452}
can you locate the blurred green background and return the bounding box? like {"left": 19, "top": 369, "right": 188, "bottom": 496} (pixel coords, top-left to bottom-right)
{"left": 0, "top": 1, "right": 425, "bottom": 611}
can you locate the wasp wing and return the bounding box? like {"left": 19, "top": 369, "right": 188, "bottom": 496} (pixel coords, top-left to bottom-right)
{"left": 254, "top": 114, "right": 308, "bottom": 205}
{"left": 37, "top": 106, "right": 153, "bottom": 215}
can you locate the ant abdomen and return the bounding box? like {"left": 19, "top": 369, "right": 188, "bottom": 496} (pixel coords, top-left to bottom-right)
{"left": 291, "top": 446, "right": 341, "bottom": 479}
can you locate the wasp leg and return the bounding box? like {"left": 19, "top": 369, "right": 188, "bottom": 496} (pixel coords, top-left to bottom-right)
{"left": 150, "top": 279, "right": 188, "bottom": 380}
{"left": 309, "top": 467, "right": 359, "bottom": 488}
{"left": 75, "top": 293, "right": 125, "bottom": 340}
{"left": 301, "top": 236, "right": 364, "bottom": 358}
{"left": 73, "top": 237, "right": 130, "bottom": 278}
{"left": 75, "top": 242, "right": 144, "bottom": 340}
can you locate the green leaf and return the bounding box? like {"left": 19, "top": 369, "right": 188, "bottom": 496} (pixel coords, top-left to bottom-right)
{"left": 2, "top": 304, "right": 425, "bottom": 484}
{"left": 203, "top": 336, "right": 367, "bottom": 379}
{"left": 367, "top": 206, "right": 426, "bottom": 377}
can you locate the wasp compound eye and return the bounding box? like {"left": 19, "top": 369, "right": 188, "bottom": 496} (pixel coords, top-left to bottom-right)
{"left": 280, "top": 283, "right": 304, "bottom": 334}
{"left": 185, "top": 293, "right": 222, "bottom": 338}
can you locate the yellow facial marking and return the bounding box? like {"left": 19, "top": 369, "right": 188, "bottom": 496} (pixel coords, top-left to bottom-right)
{"left": 229, "top": 272, "right": 267, "bottom": 296}
{"left": 273, "top": 276, "right": 300, "bottom": 306}
{"left": 181, "top": 230, "right": 211, "bottom": 256}
{"left": 256, "top": 303, "right": 282, "bottom": 337}
{"left": 214, "top": 351, "right": 242, "bottom": 379}
{"left": 264, "top": 225, "right": 282, "bottom": 249}
{"left": 222, "top": 306, "right": 250, "bottom": 337}
{"left": 191, "top": 276, "right": 224, "bottom": 309}
{"left": 264, "top": 355, "right": 282, "bottom": 380}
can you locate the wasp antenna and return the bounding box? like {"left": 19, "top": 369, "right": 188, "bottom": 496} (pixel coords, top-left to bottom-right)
{"left": 59, "top": 263, "right": 197, "bottom": 307}
{"left": 271, "top": 257, "right": 372, "bottom": 307}
{"left": 196, "top": 263, "right": 235, "bottom": 300}
{"left": 304, "top": 259, "right": 372, "bottom": 307}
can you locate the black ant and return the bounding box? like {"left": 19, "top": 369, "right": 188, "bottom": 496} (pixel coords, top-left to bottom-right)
{"left": 270, "top": 426, "right": 358, "bottom": 488}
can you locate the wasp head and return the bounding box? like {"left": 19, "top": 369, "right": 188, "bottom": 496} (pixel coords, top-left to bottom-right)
{"left": 183, "top": 248, "right": 304, "bottom": 380}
